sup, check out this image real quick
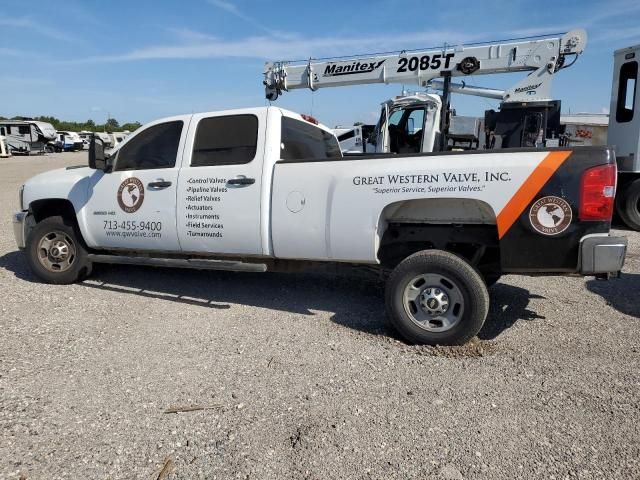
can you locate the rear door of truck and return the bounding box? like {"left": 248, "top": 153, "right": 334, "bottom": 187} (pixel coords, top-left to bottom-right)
{"left": 176, "top": 109, "right": 267, "bottom": 255}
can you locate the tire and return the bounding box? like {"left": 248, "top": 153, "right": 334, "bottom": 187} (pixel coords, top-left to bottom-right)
{"left": 385, "top": 250, "right": 489, "bottom": 345}
{"left": 25, "top": 216, "right": 92, "bottom": 284}
{"left": 616, "top": 179, "right": 640, "bottom": 231}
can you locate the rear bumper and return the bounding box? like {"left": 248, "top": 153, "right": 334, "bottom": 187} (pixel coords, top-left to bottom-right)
{"left": 12, "top": 212, "right": 28, "bottom": 249}
{"left": 579, "top": 234, "right": 627, "bottom": 276}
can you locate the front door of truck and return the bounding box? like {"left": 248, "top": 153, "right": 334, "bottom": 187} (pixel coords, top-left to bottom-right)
{"left": 80, "top": 119, "right": 186, "bottom": 251}
{"left": 176, "top": 111, "right": 265, "bottom": 255}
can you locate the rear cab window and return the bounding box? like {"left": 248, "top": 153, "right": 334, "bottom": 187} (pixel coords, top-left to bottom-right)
{"left": 280, "top": 116, "right": 342, "bottom": 162}
{"left": 192, "top": 115, "right": 258, "bottom": 166}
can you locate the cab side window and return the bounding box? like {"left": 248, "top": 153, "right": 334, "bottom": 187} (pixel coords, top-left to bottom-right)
{"left": 114, "top": 121, "right": 183, "bottom": 171}
{"left": 191, "top": 115, "right": 258, "bottom": 166}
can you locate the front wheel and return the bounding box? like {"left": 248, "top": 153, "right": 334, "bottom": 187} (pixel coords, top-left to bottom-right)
{"left": 385, "top": 250, "right": 489, "bottom": 345}
{"left": 26, "top": 216, "right": 92, "bottom": 284}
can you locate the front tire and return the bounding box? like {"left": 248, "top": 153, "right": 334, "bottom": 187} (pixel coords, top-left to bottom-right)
{"left": 26, "top": 216, "right": 92, "bottom": 284}
{"left": 385, "top": 250, "right": 489, "bottom": 345}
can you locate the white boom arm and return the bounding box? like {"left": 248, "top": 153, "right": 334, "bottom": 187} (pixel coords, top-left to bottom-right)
{"left": 264, "top": 29, "right": 587, "bottom": 103}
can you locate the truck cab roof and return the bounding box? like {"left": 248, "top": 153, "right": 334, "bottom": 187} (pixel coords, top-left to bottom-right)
{"left": 140, "top": 106, "right": 335, "bottom": 137}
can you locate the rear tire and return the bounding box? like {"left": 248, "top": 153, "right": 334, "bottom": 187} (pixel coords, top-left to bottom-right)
{"left": 26, "top": 216, "right": 92, "bottom": 284}
{"left": 385, "top": 250, "right": 489, "bottom": 345}
{"left": 616, "top": 179, "right": 640, "bottom": 231}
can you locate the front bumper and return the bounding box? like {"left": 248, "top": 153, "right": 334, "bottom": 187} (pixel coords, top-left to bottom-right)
{"left": 579, "top": 235, "right": 627, "bottom": 276}
{"left": 12, "top": 212, "right": 28, "bottom": 249}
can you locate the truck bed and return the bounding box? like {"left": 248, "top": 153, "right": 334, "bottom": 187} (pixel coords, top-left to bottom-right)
{"left": 271, "top": 146, "right": 614, "bottom": 272}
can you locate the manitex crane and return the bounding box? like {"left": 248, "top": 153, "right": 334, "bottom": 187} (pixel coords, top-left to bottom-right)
{"left": 264, "top": 30, "right": 587, "bottom": 153}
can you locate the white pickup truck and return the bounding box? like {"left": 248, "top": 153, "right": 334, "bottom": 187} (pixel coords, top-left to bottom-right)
{"left": 13, "top": 107, "right": 627, "bottom": 345}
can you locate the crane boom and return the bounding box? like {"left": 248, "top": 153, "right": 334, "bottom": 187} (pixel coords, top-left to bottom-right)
{"left": 264, "top": 29, "right": 587, "bottom": 103}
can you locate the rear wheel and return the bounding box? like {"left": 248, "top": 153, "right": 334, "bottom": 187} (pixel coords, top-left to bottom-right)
{"left": 385, "top": 250, "right": 489, "bottom": 345}
{"left": 616, "top": 179, "right": 640, "bottom": 231}
{"left": 26, "top": 216, "right": 92, "bottom": 284}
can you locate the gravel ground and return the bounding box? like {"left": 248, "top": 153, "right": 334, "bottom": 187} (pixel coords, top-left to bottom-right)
{"left": 0, "top": 152, "right": 639, "bottom": 480}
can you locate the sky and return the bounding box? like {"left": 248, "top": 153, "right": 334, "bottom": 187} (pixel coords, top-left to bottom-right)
{"left": 1, "top": 0, "right": 639, "bottom": 128}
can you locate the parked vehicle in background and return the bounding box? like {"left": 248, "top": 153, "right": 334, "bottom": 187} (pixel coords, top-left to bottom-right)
{"left": 81, "top": 132, "right": 120, "bottom": 151}
{"left": 608, "top": 44, "right": 640, "bottom": 230}
{"left": 560, "top": 113, "right": 609, "bottom": 147}
{"left": 0, "top": 134, "right": 10, "bottom": 158}
{"left": 12, "top": 106, "right": 627, "bottom": 345}
{"left": 98, "top": 132, "right": 114, "bottom": 148}
{"left": 78, "top": 131, "right": 93, "bottom": 150}
{"left": 333, "top": 124, "right": 375, "bottom": 153}
{"left": 0, "top": 120, "right": 56, "bottom": 155}
{"left": 109, "top": 131, "right": 129, "bottom": 150}
{"left": 54, "top": 131, "right": 84, "bottom": 152}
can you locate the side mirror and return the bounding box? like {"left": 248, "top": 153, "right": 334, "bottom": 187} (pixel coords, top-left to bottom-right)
{"left": 88, "top": 135, "right": 107, "bottom": 171}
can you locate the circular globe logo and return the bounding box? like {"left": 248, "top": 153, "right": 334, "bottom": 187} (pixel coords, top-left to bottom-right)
{"left": 529, "top": 196, "right": 572, "bottom": 235}
{"left": 117, "top": 177, "right": 145, "bottom": 213}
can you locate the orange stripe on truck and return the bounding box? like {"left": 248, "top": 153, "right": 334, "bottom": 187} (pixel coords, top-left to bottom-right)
{"left": 496, "top": 150, "right": 572, "bottom": 239}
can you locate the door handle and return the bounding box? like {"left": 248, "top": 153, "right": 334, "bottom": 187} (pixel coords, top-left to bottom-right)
{"left": 227, "top": 176, "right": 255, "bottom": 186}
{"left": 148, "top": 180, "right": 172, "bottom": 189}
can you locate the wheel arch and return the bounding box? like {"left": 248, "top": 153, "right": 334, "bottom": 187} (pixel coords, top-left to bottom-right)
{"left": 27, "top": 198, "right": 90, "bottom": 247}
{"left": 376, "top": 198, "right": 501, "bottom": 274}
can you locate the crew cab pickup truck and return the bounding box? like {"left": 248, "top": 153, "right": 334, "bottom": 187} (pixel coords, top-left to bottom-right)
{"left": 13, "top": 107, "right": 627, "bottom": 345}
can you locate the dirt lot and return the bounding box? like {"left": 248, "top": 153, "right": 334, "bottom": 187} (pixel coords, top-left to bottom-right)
{"left": 0, "top": 152, "right": 639, "bottom": 479}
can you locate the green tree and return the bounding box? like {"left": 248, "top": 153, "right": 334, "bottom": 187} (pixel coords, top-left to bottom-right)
{"left": 121, "top": 122, "right": 142, "bottom": 132}
{"left": 105, "top": 118, "right": 120, "bottom": 133}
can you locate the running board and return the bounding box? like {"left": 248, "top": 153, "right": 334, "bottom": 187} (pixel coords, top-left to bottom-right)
{"left": 87, "top": 254, "right": 268, "bottom": 272}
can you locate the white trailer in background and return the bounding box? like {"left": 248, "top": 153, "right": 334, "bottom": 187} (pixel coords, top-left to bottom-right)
{"left": 560, "top": 113, "right": 608, "bottom": 147}
{"left": 608, "top": 44, "right": 640, "bottom": 230}
{"left": 78, "top": 131, "right": 93, "bottom": 150}
{"left": 109, "top": 131, "right": 130, "bottom": 150}
{"left": 79, "top": 131, "right": 117, "bottom": 150}
{"left": 0, "top": 120, "right": 56, "bottom": 155}
{"left": 0, "top": 135, "right": 10, "bottom": 158}
{"left": 333, "top": 124, "right": 375, "bottom": 153}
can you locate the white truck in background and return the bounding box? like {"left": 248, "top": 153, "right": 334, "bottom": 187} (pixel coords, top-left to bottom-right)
{"left": 12, "top": 107, "right": 626, "bottom": 345}
{"left": 608, "top": 44, "right": 640, "bottom": 230}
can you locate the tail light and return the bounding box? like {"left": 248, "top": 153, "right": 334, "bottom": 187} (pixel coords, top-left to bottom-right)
{"left": 579, "top": 163, "right": 617, "bottom": 221}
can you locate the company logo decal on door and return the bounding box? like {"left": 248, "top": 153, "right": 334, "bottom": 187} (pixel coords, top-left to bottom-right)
{"left": 117, "top": 177, "right": 145, "bottom": 213}
{"left": 529, "top": 196, "right": 572, "bottom": 235}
